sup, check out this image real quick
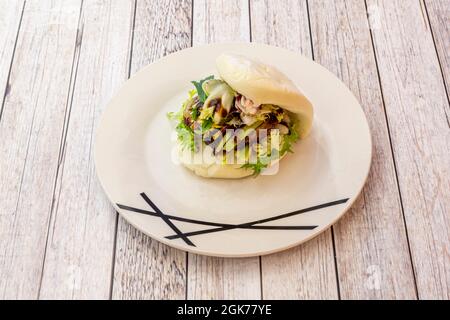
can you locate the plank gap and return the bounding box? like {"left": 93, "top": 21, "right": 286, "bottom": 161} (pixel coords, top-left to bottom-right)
{"left": 305, "top": 0, "right": 315, "bottom": 60}
{"left": 37, "top": 0, "right": 85, "bottom": 299}
{"left": 422, "top": 0, "right": 450, "bottom": 110}
{"left": 330, "top": 227, "right": 341, "bottom": 300}
{"left": 0, "top": 1, "right": 26, "bottom": 123}
{"left": 109, "top": 0, "right": 138, "bottom": 300}
{"left": 108, "top": 213, "right": 120, "bottom": 299}
{"left": 127, "top": 0, "right": 138, "bottom": 79}
{"left": 306, "top": 0, "right": 341, "bottom": 299}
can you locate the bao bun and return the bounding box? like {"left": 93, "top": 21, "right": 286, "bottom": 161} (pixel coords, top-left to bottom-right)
{"left": 179, "top": 54, "right": 313, "bottom": 179}
{"left": 216, "top": 54, "right": 313, "bottom": 138}
{"left": 180, "top": 146, "right": 287, "bottom": 179}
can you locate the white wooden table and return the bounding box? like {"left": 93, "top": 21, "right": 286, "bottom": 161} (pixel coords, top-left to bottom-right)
{"left": 0, "top": 0, "right": 449, "bottom": 300}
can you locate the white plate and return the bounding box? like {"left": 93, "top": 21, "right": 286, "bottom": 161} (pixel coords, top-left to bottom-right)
{"left": 94, "top": 43, "right": 372, "bottom": 257}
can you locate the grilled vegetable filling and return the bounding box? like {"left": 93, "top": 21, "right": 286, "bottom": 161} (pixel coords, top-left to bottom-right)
{"left": 168, "top": 75, "right": 300, "bottom": 175}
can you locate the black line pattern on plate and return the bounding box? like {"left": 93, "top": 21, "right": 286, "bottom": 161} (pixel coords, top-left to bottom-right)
{"left": 139, "top": 192, "right": 195, "bottom": 246}
{"left": 116, "top": 193, "right": 349, "bottom": 247}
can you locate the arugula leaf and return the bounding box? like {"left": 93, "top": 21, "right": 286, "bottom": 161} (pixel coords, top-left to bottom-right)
{"left": 241, "top": 158, "right": 269, "bottom": 176}
{"left": 280, "top": 122, "right": 300, "bottom": 155}
{"left": 191, "top": 75, "right": 214, "bottom": 102}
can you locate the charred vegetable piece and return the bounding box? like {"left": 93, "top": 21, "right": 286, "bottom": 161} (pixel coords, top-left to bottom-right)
{"left": 202, "top": 79, "right": 235, "bottom": 124}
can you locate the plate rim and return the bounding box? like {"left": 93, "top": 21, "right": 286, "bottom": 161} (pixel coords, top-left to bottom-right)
{"left": 94, "top": 42, "right": 373, "bottom": 258}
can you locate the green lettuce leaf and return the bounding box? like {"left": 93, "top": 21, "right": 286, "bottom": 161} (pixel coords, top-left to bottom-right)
{"left": 175, "top": 121, "right": 194, "bottom": 151}
{"left": 280, "top": 122, "right": 300, "bottom": 155}
{"left": 240, "top": 156, "right": 271, "bottom": 176}
{"left": 191, "top": 75, "right": 214, "bottom": 102}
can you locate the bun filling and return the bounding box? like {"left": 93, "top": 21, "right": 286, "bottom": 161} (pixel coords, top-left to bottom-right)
{"left": 168, "top": 75, "right": 301, "bottom": 176}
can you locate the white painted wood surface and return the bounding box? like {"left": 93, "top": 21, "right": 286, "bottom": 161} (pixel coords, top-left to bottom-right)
{"left": 308, "top": 0, "right": 417, "bottom": 299}
{"left": 38, "top": 0, "right": 135, "bottom": 299}
{"left": 0, "top": 0, "right": 448, "bottom": 300}
{"left": 0, "top": 0, "right": 82, "bottom": 299}
{"left": 367, "top": 0, "right": 450, "bottom": 299}
{"left": 424, "top": 0, "right": 449, "bottom": 101}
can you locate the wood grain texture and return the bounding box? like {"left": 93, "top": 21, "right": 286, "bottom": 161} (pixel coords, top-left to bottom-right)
{"left": 187, "top": 256, "right": 261, "bottom": 299}
{"left": 0, "top": 0, "right": 24, "bottom": 116}
{"left": 424, "top": 0, "right": 450, "bottom": 102}
{"left": 111, "top": 0, "right": 192, "bottom": 300}
{"left": 0, "top": 0, "right": 82, "bottom": 299}
{"left": 308, "top": 0, "right": 416, "bottom": 299}
{"left": 0, "top": 0, "right": 448, "bottom": 300}
{"left": 193, "top": 0, "right": 250, "bottom": 44}
{"left": 250, "top": 0, "right": 338, "bottom": 300}
{"left": 113, "top": 217, "right": 187, "bottom": 299}
{"left": 188, "top": 0, "right": 260, "bottom": 300}
{"left": 367, "top": 0, "right": 450, "bottom": 299}
{"left": 38, "top": 0, "right": 134, "bottom": 299}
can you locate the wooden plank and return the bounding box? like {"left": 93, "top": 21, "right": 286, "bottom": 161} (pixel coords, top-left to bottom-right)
{"left": 113, "top": 219, "right": 187, "bottom": 299}
{"left": 188, "top": 256, "right": 260, "bottom": 299}
{"left": 0, "top": 0, "right": 24, "bottom": 115}
{"left": 367, "top": 0, "right": 450, "bottom": 299}
{"left": 0, "top": 0, "right": 82, "bottom": 299}
{"left": 192, "top": 0, "right": 250, "bottom": 43}
{"left": 424, "top": 0, "right": 450, "bottom": 102}
{"left": 187, "top": 0, "right": 260, "bottom": 300}
{"left": 38, "top": 0, "right": 135, "bottom": 299}
{"left": 111, "top": 0, "right": 192, "bottom": 300}
{"left": 250, "top": 0, "right": 338, "bottom": 300}
{"left": 308, "top": 0, "right": 417, "bottom": 299}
